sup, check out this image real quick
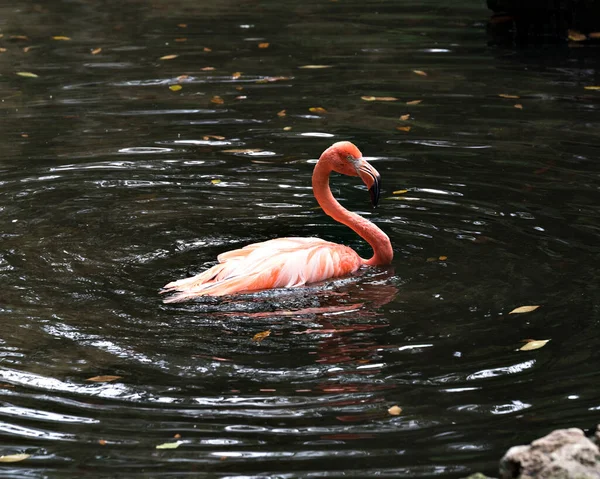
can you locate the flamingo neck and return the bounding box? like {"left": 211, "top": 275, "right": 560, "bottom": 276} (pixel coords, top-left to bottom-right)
{"left": 312, "top": 160, "right": 393, "bottom": 266}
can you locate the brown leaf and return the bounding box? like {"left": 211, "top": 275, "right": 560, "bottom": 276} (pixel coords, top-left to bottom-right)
{"left": 201, "top": 66, "right": 215, "bottom": 71}
{"left": 10, "top": 35, "right": 29, "bottom": 41}
{"left": 309, "top": 107, "right": 327, "bottom": 114}
{"left": 396, "top": 126, "right": 411, "bottom": 132}
{"left": 361, "top": 96, "right": 398, "bottom": 102}
{"left": 589, "top": 32, "right": 600, "bottom": 39}
{"left": 498, "top": 93, "right": 520, "bottom": 99}
{"left": 298, "top": 64, "right": 332, "bottom": 69}
{"left": 86, "top": 375, "right": 122, "bottom": 382}
{"left": 406, "top": 99, "right": 422, "bottom": 105}
{"left": 159, "top": 54, "right": 178, "bottom": 61}
{"left": 98, "top": 439, "right": 107, "bottom": 446}
{"left": 519, "top": 339, "right": 550, "bottom": 351}
{"left": 568, "top": 30, "right": 587, "bottom": 42}
{"left": 175, "top": 38, "right": 187, "bottom": 42}
{"left": 277, "top": 109, "right": 286, "bottom": 117}
{"left": 203, "top": 47, "right": 212, "bottom": 52}
{"left": 232, "top": 71, "right": 242, "bottom": 79}
{"left": 252, "top": 330, "right": 271, "bottom": 342}
{"left": 400, "top": 114, "right": 410, "bottom": 121}
{"left": 438, "top": 256, "right": 447, "bottom": 261}
{"left": 176, "top": 75, "right": 189, "bottom": 81}
{"left": 178, "top": 23, "right": 187, "bottom": 28}
{"left": 258, "top": 42, "right": 270, "bottom": 49}
{"left": 0, "top": 48, "right": 6, "bottom": 53}
{"left": 174, "top": 434, "right": 181, "bottom": 439}
{"left": 91, "top": 47, "right": 102, "bottom": 55}
{"left": 509, "top": 305, "right": 540, "bottom": 314}
{"left": 203, "top": 134, "right": 225, "bottom": 140}
{"left": 211, "top": 96, "right": 224, "bottom": 104}
{"left": 413, "top": 70, "right": 427, "bottom": 76}
{"left": 514, "top": 103, "right": 523, "bottom": 109}
{"left": 388, "top": 405, "right": 402, "bottom": 415}
{"left": 283, "top": 126, "right": 292, "bottom": 131}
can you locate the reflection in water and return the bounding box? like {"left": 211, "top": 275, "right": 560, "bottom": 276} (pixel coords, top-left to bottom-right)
{"left": 1, "top": 0, "right": 600, "bottom": 477}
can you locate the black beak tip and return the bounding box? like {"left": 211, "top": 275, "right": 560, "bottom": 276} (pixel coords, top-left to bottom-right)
{"left": 369, "top": 187, "right": 379, "bottom": 207}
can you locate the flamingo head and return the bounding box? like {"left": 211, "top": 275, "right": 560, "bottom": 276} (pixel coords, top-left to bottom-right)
{"left": 322, "top": 141, "right": 382, "bottom": 207}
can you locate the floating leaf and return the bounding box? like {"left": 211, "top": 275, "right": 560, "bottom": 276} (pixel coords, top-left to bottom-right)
{"left": 396, "top": 126, "right": 411, "bottom": 132}
{"left": 160, "top": 54, "right": 178, "bottom": 60}
{"left": 299, "top": 64, "right": 332, "bottom": 69}
{"left": 520, "top": 339, "right": 550, "bottom": 351}
{"left": 393, "top": 189, "right": 408, "bottom": 195}
{"left": 406, "top": 99, "right": 422, "bottom": 105}
{"left": 201, "top": 66, "right": 215, "bottom": 71}
{"left": 169, "top": 84, "right": 182, "bottom": 91}
{"left": 283, "top": 126, "right": 292, "bottom": 131}
{"left": 509, "top": 305, "right": 540, "bottom": 314}
{"left": 210, "top": 179, "right": 221, "bottom": 184}
{"left": 52, "top": 36, "right": 71, "bottom": 41}
{"left": 514, "top": 103, "right": 523, "bottom": 109}
{"left": 568, "top": 30, "right": 586, "bottom": 42}
{"left": 16, "top": 72, "right": 38, "bottom": 78}
{"left": 156, "top": 441, "right": 182, "bottom": 450}
{"left": 361, "top": 96, "right": 398, "bottom": 102}
{"left": 309, "top": 107, "right": 327, "bottom": 114}
{"left": 584, "top": 86, "right": 600, "bottom": 91}
{"left": 0, "top": 48, "right": 6, "bottom": 53}
{"left": 174, "top": 434, "right": 181, "bottom": 439}
{"left": 222, "top": 149, "right": 264, "bottom": 154}
{"left": 498, "top": 93, "right": 520, "bottom": 99}
{"left": 10, "top": 35, "right": 29, "bottom": 40}
{"left": 211, "top": 96, "right": 224, "bottom": 104}
{"left": 413, "top": 70, "right": 427, "bottom": 76}
{"left": 256, "top": 76, "right": 290, "bottom": 83}
{"left": 438, "top": 256, "right": 447, "bottom": 261}
{"left": 86, "top": 375, "right": 122, "bottom": 382}
{"left": 203, "top": 135, "right": 225, "bottom": 140}
{"left": 400, "top": 114, "right": 410, "bottom": 121}
{"left": 277, "top": 109, "right": 286, "bottom": 117}
{"left": 203, "top": 47, "right": 212, "bottom": 52}
{"left": 178, "top": 23, "right": 187, "bottom": 28}
{"left": 258, "top": 42, "right": 270, "bottom": 49}
{"left": 252, "top": 330, "right": 271, "bottom": 342}
{"left": 0, "top": 454, "right": 30, "bottom": 463}
{"left": 22, "top": 46, "right": 32, "bottom": 53}
{"left": 388, "top": 405, "right": 402, "bottom": 416}
{"left": 176, "top": 75, "right": 189, "bottom": 81}
{"left": 589, "top": 32, "right": 600, "bottom": 39}
{"left": 175, "top": 38, "right": 187, "bottom": 42}
{"left": 232, "top": 71, "right": 242, "bottom": 79}
{"left": 98, "top": 439, "right": 107, "bottom": 446}
{"left": 91, "top": 47, "right": 102, "bottom": 55}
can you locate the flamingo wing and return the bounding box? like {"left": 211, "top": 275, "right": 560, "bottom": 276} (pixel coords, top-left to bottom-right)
{"left": 161, "top": 237, "right": 362, "bottom": 302}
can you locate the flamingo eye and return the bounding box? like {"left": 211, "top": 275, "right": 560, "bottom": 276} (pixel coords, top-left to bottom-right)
{"left": 346, "top": 154, "right": 354, "bottom": 161}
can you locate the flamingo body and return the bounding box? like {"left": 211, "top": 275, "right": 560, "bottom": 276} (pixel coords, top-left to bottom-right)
{"left": 162, "top": 141, "right": 393, "bottom": 302}
{"left": 161, "top": 238, "right": 362, "bottom": 302}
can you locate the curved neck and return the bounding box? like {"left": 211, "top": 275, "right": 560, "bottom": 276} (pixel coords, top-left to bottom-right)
{"left": 312, "top": 160, "right": 393, "bottom": 266}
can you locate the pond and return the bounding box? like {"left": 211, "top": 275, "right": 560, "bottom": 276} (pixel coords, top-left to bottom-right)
{"left": 1, "top": 0, "right": 599, "bottom": 477}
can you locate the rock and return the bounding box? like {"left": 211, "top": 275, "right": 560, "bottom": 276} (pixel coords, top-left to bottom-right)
{"left": 499, "top": 427, "right": 600, "bottom": 479}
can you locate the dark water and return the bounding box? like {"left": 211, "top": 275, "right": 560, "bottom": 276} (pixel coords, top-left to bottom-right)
{"left": 1, "top": 1, "right": 600, "bottom": 477}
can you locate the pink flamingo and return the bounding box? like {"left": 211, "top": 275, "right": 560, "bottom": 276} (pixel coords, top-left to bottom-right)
{"left": 161, "top": 141, "right": 393, "bottom": 302}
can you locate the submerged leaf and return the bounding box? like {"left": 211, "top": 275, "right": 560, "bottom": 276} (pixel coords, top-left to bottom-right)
{"left": 0, "top": 454, "right": 30, "bottom": 463}
{"left": 86, "top": 375, "right": 122, "bottom": 382}
{"left": 508, "top": 305, "right": 540, "bottom": 314}
{"left": 156, "top": 441, "right": 182, "bottom": 450}
{"left": 252, "top": 330, "right": 271, "bottom": 342}
{"left": 519, "top": 339, "right": 550, "bottom": 351}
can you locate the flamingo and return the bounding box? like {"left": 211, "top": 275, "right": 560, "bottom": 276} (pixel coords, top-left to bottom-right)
{"left": 161, "top": 141, "right": 393, "bottom": 302}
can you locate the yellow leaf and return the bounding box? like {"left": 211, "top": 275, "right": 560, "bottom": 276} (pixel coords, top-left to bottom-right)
{"left": 178, "top": 23, "right": 187, "bottom": 28}
{"left": 232, "top": 71, "right": 242, "bottom": 79}
{"left": 169, "top": 84, "right": 182, "bottom": 91}
{"left": 16, "top": 72, "right": 38, "bottom": 78}
{"left": 277, "top": 109, "right": 286, "bottom": 117}
{"left": 584, "top": 86, "right": 600, "bottom": 91}
{"left": 283, "top": 126, "right": 292, "bottom": 131}
{"left": 159, "top": 54, "right": 178, "bottom": 60}
{"left": 568, "top": 30, "right": 586, "bottom": 42}
{"left": 91, "top": 47, "right": 102, "bottom": 55}
{"left": 388, "top": 405, "right": 402, "bottom": 416}
{"left": 514, "top": 103, "right": 523, "bottom": 109}
{"left": 498, "top": 93, "right": 520, "bottom": 99}
{"left": 0, "top": 454, "right": 30, "bottom": 463}
{"left": 211, "top": 96, "right": 224, "bottom": 104}
{"left": 400, "top": 114, "right": 410, "bottom": 121}
{"left": 210, "top": 179, "right": 221, "bottom": 184}
{"left": 258, "top": 42, "right": 270, "bottom": 49}
{"left": 298, "top": 65, "right": 332, "bottom": 69}
{"left": 22, "top": 46, "right": 32, "bottom": 53}
{"left": 396, "top": 126, "right": 411, "bottom": 132}
{"left": 361, "top": 96, "right": 397, "bottom": 101}
{"left": 413, "top": 70, "right": 427, "bottom": 76}
{"left": 309, "top": 107, "right": 327, "bottom": 113}
{"left": 52, "top": 36, "right": 71, "bottom": 41}
{"left": 519, "top": 339, "right": 550, "bottom": 351}
{"left": 201, "top": 66, "right": 215, "bottom": 71}
{"left": 252, "top": 330, "right": 271, "bottom": 342}
{"left": 406, "top": 99, "right": 422, "bottom": 105}
{"left": 156, "top": 441, "right": 182, "bottom": 450}
{"left": 393, "top": 189, "right": 408, "bottom": 195}
{"left": 86, "top": 375, "right": 122, "bottom": 382}
{"left": 508, "top": 305, "right": 540, "bottom": 314}
{"left": 0, "top": 48, "right": 6, "bottom": 53}
{"left": 438, "top": 256, "right": 447, "bottom": 261}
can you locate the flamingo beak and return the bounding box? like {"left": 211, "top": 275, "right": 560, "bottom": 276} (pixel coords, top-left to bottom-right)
{"left": 357, "top": 160, "right": 381, "bottom": 207}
